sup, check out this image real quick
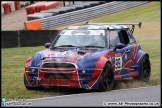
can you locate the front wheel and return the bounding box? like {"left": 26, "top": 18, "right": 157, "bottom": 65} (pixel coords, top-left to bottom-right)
{"left": 24, "top": 73, "right": 44, "bottom": 90}
{"left": 99, "top": 63, "right": 114, "bottom": 91}
{"left": 133, "top": 56, "right": 151, "bottom": 82}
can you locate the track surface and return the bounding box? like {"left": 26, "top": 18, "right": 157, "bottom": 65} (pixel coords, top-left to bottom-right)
{"left": 2, "top": 7, "right": 27, "bottom": 31}
{"left": 21, "top": 86, "right": 161, "bottom": 107}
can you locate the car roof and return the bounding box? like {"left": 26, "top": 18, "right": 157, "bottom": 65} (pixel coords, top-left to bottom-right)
{"left": 65, "top": 22, "right": 142, "bottom": 30}
{"left": 66, "top": 25, "right": 129, "bottom": 30}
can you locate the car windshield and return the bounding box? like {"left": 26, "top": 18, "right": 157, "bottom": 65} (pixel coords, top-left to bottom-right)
{"left": 51, "top": 29, "right": 106, "bottom": 48}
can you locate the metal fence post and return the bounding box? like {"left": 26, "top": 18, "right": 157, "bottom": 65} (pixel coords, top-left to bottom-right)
{"left": 17, "top": 30, "right": 20, "bottom": 47}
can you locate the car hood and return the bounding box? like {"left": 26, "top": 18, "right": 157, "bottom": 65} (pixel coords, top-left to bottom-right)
{"left": 29, "top": 47, "right": 110, "bottom": 68}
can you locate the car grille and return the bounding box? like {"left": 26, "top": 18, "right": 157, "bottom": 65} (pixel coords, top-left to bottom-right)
{"left": 41, "top": 62, "right": 75, "bottom": 68}
{"left": 44, "top": 73, "right": 72, "bottom": 79}
{"left": 40, "top": 62, "right": 76, "bottom": 79}
{"left": 40, "top": 62, "right": 76, "bottom": 73}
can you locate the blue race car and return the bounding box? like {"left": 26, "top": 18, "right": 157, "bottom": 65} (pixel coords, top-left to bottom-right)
{"left": 24, "top": 22, "right": 151, "bottom": 91}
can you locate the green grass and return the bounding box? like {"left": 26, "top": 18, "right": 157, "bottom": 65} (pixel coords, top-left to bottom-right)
{"left": 90, "top": 2, "right": 160, "bottom": 22}
{"left": 136, "top": 39, "right": 160, "bottom": 85}
{"left": 2, "top": 1, "right": 160, "bottom": 99}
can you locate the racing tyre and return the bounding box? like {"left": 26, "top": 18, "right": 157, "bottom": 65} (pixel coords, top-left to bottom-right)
{"left": 99, "top": 63, "right": 114, "bottom": 91}
{"left": 24, "top": 73, "right": 44, "bottom": 90}
{"left": 133, "top": 56, "right": 151, "bottom": 82}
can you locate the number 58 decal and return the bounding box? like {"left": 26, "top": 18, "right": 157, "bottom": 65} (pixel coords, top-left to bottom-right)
{"left": 115, "top": 56, "right": 122, "bottom": 71}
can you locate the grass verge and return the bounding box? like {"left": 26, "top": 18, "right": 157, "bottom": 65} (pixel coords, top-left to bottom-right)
{"left": 2, "top": 1, "right": 160, "bottom": 99}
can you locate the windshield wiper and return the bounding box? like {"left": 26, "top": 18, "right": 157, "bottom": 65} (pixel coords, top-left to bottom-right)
{"left": 53, "top": 45, "right": 77, "bottom": 47}
{"left": 84, "top": 45, "right": 104, "bottom": 48}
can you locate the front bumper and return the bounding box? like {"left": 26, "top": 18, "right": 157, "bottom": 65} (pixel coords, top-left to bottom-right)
{"left": 25, "top": 66, "right": 102, "bottom": 90}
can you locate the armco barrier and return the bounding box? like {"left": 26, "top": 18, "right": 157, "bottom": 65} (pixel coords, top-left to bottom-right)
{"left": 1, "top": 30, "right": 59, "bottom": 48}
{"left": 25, "top": 19, "right": 41, "bottom": 30}
{"left": 24, "top": 1, "right": 150, "bottom": 30}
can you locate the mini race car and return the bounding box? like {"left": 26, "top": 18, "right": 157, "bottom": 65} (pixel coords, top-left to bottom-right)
{"left": 24, "top": 22, "right": 151, "bottom": 91}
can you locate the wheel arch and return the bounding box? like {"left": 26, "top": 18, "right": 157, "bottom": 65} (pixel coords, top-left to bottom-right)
{"left": 133, "top": 52, "right": 151, "bottom": 82}
{"left": 100, "top": 59, "right": 113, "bottom": 72}
{"left": 136, "top": 49, "right": 150, "bottom": 64}
{"left": 98, "top": 60, "right": 114, "bottom": 91}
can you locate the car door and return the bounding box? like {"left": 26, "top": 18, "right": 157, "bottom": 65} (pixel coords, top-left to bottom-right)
{"left": 115, "top": 44, "right": 134, "bottom": 77}
{"left": 109, "top": 30, "right": 134, "bottom": 79}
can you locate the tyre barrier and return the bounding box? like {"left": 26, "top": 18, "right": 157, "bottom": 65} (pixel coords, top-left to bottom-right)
{"left": 24, "top": 1, "right": 150, "bottom": 30}
{"left": 1, "top": 1, "right": 21, "bottom": 15}
{"left": 2, "top": 2, "right": 10, "bottom": 14}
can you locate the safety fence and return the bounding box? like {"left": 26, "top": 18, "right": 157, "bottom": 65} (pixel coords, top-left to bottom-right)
{"left": 1, "top": 30, "right": 59, "bottom": 48}
{"left": 24, "top": 1, "right": 150, "bottom": 30}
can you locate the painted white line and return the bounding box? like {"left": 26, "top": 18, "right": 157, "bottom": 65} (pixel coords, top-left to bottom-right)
{"left": 111, "top": 85, "right": 160, "bottom": 92}
{"left": 26, "top": 85, "right": 160, "bottom": 101}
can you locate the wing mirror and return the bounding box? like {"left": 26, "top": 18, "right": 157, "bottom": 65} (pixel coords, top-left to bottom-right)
{"left": 45, "top": 42, "right": 51, "bottom": 48}
{"left": 113, "top": 43, "right": 125, "bottom": 52}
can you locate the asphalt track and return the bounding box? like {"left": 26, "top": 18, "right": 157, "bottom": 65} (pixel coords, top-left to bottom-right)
{"left": 18, "top": 85, "right": 161, "bottom": 107}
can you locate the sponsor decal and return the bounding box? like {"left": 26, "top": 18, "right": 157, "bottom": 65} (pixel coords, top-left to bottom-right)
{"left": 115, "top": 56, "right": 122, "bottom": 70}
{"left": 71, "top": 30, "right": 90, "bottom": 35}
{"left": 100, "top": 33, "right": 103, "bottom": 36}
{"left": 57, "top": 51, "right": 74, "bottom": 57}
{"left": 115, "top": 53, "right": 121, "bottom": 57}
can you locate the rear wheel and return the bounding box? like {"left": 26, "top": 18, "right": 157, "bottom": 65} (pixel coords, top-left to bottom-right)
{"left": 99, "top": 63, "right": 114, "bottom": 91}
{"left": 133, "top": 56, "right": 151, "bottom": 82}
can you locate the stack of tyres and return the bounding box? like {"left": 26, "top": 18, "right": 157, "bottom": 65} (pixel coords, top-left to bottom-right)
{"left": 35, "top": 2, "right": 54, "bottom": 12}
{"left": 8, "top": 1, "right": 15, "bottom": 12}
{"left": 57, "top": 7, "right": 76, "bottom": 12}
{"left": 40, "top": 8, "right": 67, "bottom": 14}
{"left": 14, "top": 1, "right": 21, "bottom": 10}
{"left": 48, "top": 1, "right": 60, "bottom": 8}
{"left": 2, "top": 2, "right": 10, "bottom": 14}
{"left": 67, "top": 4, "right": 89, "bottom": 9}
{"left": 34, "top": 12, "right": 56, "bottom": 16}
{"left": 73, "top": 3, "right": 92, "bottom": 8}
{"left": 35, "top": 1, "right": 60, "bottom": 12}
{"left": 27, "top": 13, "right": 52, "bottom": 21}
{"left": 25, "top": 2, "right": 47, "bottom": 15}
{"left": 82, "top": 2, "right": 101, "bottom": 7}
{"left": 1, "top": 5, "right": 4, "bottom": 15}
{"left": 98, "top": 1, "right": 107, "bottom": 4}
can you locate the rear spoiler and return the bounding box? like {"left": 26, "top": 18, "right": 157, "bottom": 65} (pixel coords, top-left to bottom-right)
{"left": 84, "top": 22, "right": 142, "bottom": 34}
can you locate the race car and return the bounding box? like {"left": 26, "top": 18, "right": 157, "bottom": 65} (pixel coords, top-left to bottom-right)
{"left": 24, "top": 22, "right": 151, "bottom": 91}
